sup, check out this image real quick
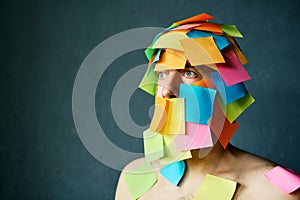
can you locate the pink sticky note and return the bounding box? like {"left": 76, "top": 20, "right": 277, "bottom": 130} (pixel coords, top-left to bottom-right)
{"left": 216, "top": 50, "right": 251, "bottom": 86}
{"left": 264, "top": 166, "right": 300, "bottom": 194}
{"left": 171, "top": 23, "right": 201, "bottom": 31}
{"left": 175, "top": 122, "right": 213, "bottom": 151}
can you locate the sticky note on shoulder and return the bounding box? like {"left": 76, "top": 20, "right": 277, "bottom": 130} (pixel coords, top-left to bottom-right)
{"left": 264, "top": 166, "right": 300, "bottom": 194}
{"left": 160, "top": 160, "right": 186, "bottom": 186}
{"left": 123, "top": 161, "right": 157, "bottom": 199}
{"left": 194, "top": 174, "right": 237, "bottom": 200}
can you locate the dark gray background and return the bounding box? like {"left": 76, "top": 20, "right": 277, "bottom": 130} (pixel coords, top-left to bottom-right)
{"left": 1, "top": 0, "right": 299, "bottom": 199}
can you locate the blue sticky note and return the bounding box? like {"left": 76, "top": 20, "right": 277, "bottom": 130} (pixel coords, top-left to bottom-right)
{"left": 179, "top": 84, "right": 216, "bottom": 125}
{"left": 186, "top": 30, "right": 230, "bottom": 50}
{"left": 211, "top": 72, "right": 248, "bottom": 104}
{"left": 160, "top": 160, "right": 186, "bottom": 186}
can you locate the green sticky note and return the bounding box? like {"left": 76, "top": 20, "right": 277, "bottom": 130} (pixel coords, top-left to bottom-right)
{"left": 123, "top": 161, "right": 157, "bottom": 200}
{"left": 221, "top": 24, "right": 243, "bottom": 38}
{"left": 217, "top": 93, "right": 255, "bottom": 123}
{"left": 143, "top": 129, "right": 164, "bottom": 162}
{"left": 160, "top": 134, "right": 192, "bottom": 166}
{"left": 195, "top": 174, "right": 237, "bottom": 200}
{"left": 138, "top": 68, "right": 157, "bottom": 96}
{"left": 145, "top": 47, "right": 156, "bottom": 61}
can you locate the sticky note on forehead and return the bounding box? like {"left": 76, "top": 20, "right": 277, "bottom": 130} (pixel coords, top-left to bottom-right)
{"left": 154, "top": 49, "right": 186, "bottom": 71}
{"left": 180, "top": 37, "right": 225, "bottom": 66}
{"left": 151, "top": 31, "right": 189, "bottom": 51}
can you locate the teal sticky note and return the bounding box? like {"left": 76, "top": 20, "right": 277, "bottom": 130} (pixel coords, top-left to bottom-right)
{"left": 211, "top": 71, "right": 247, "bottom": 104}
{"left": 160, "top": 160, "right": 186, "bottom": 186}
{"left": 179, "top": 84, "right": 216, "bottom": 125}
{"left": 186, "top": 30, "right": 230, "bottom": 50}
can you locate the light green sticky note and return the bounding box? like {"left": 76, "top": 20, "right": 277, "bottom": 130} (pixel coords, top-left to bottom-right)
{"left": 194, "top": 174, "right": 237, "bottom": 200}
{"left": 221, "top": 24, "right": 243, "bottom": 38}
{"left": 160, "top": 134, "right": 192, "bottom": 166}
{"left": 138, "top": 68, "right": 157, "bottom": 96}
{"left": 123, "top": 161, "right": 157, "bottom": 200}
{"left": 143, "top": 129, "right": 164, "bottom": 162}
{"left": 145, "top": 47, "right": 156, "bottom": 61}
{"left": 217, "top": 93, "right": 255, "bottom": 123}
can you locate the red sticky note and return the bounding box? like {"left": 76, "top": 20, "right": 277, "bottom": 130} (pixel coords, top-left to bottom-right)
{"left": 265, "top": 166, "right": 300, "bottom": 194}
{"left": 173, "top": 13, "right": 215, "bottom": 26}
{"left": 216, "top": 50, "right": 251, "bottom": 86}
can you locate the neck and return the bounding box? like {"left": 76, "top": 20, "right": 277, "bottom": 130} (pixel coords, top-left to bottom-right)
{"left": 186, "top": 142, "right": 238, "bottom": 175}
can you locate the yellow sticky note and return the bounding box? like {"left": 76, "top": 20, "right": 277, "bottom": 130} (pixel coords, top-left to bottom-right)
{"left": 151, "top": 31, "right": 189, "bottom": 51}
{"left": 216, "top": 93, "right": 255, "bottom": 123}
{"left": 194, "top": 174, "right": 237, "bottom": 200}
{"left": 150, "top": 97, "right": 185, "bottom": 135}
{"left": 160, "top": 134, "right": 192, "bottom": 165}
{"left": 180, "top": 37, "right": 225, "bottom": 66}
{"left": 123, "top": 161, "right": 157, "bottom": 200}
{"left": 143, "top": 129, "right": 164, "bottom": 162}
{"left": 155, "top": 49, "right": 187, "bottom": 71}
{"left": 138, "top": 68, "right": 157, "bottom": 96}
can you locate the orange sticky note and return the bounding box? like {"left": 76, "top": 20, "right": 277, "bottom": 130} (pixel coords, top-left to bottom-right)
{"left": 194, "top": 23, "right": 223, "bottom": 34}
{"left": 155, "top": 49, "right": 186, "bottom": 71}
{"left": 150, "top": 97, "right": 169, "bottom": 132}
{"left": 180, "top": 37, "right": 225, "bottom": 66}
{"left": 173, "top": 13, "right": 215, "bottom": 26}
{"left": 192, "top": 78, "right": 216, "bottom": 90}
{"left": 227, "top": 37, "right": 248, "bottom": 65}
{"left": 210, "top": 102, "right": 238, "bottom": 148}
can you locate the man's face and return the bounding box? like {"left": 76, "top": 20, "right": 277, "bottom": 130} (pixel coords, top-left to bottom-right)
{"left": 156, "top": 65, "right": 215, "bottom": 98}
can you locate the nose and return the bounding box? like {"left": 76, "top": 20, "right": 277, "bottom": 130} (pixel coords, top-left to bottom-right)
{"left": 159, "top": 71, "right": 181, "bottom": 98}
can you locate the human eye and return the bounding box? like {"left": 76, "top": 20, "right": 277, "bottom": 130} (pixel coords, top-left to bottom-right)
{"left": 181, "top": 68, "right": 201, "bottom": 79}
{"left": 157, "top": 71, "right": 167, "bottom": 80}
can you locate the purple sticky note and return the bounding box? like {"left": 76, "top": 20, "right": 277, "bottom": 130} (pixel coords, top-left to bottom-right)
{"left": 175, "top": 122, "right": 213, "bottom": 151}
{"left": 264, "top": 166, "right": 300, "bottom": 194}
{"left": 216, "top": 50, "right": 251, "bottom": 86}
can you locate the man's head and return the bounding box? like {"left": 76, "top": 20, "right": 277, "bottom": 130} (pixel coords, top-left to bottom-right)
{"left": 139, "top": 13, "right": 254, "bottom": 164}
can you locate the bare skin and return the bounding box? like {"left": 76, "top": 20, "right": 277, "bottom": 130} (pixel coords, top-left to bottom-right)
{"left": 115, "top": 66, "right": 300, "bottom": 199}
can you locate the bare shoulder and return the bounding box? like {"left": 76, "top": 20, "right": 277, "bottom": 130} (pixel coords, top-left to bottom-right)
{"left": 114, "top": 157, "right": 147, "bottom": 200}
{"left": 231, "top": 146, "right": 300, "bottom": 199}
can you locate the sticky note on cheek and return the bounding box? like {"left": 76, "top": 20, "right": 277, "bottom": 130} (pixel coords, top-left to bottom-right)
{"left": 179, "top": 84, "right": 216, "bottom": 125}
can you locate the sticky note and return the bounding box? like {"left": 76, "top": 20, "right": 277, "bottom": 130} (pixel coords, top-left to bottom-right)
{"left": 160, "top": 134, "right": 192, "bottom": 165}
{"left": 123, "top": 161, "right": 157, "bottom": 199}
{"left": 143, "top": 129, "right": 164, "bottom": 162}
{"left": 187, "top": 30, "right": 230, "bottom": 50}
{"left": 173, "top": 13, "right": 215, "bottom": 26}
{"left": 154, "top": 49, "right": 186, "bottom": 71}
{"left": 171, "top": 23, "right": 202, "bottom": 31}
{"left": 194, "top": 23, "right": 223, "bottom": 34}
{"left": 160, "top": 160, "right": 186, "bottom": 186}
{"left": 192, "top": 78, "right": 216, "bottom": 90}
{"left": 150, "top": 97, "right": 185, "bottom": 135}
{"left": 210, "top": 102, "right": 239, "bottom": 148}
{"left": 180, "top": 37, "right": 225, "bottom": 66}
{"left": 211, "top": 71, "right": 247, "bottom": 104}
{"left": 175, "top": 122, "right": 213, "bottom": 151}
{"left": 227, "top": 37, "right": 248, "bottom": 65}
{"left": 264, "top": 166, "right": 300, "bottom": 194}
{"left": 138, "top": 68, "right": 157, "bottom": 96}
{"left": 156, "top": 85, "right": 163, "bottom": 97}
{"left": 179, "top": 84, "right": 216, "bottom": 125}
{"left": 216, "top": 50, "right": 251, "bottom": 86}
{"left": 195, "top": 174, "right": 237, "bottom": 200}
{"left": 151, "top": 31, "right": 189, "bottom": 51}
{"left": 221, "top": 24, "right": 243, "bottom": 38}
{"left": 216, "top": 93, "right": 255, "bottom": 123}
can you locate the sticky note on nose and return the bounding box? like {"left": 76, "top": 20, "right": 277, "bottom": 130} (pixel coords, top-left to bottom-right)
{"left": 179, "top": 84, "right": 216, "bottom": 125}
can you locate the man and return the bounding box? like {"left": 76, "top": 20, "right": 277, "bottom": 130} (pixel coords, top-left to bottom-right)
{"left": 115, "top": 13, "right": 300, "bottom": 199}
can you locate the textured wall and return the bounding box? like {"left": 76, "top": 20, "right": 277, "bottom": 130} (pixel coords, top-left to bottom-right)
{"left": 1, "top": 0, "right": 299, "bottom": 199}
